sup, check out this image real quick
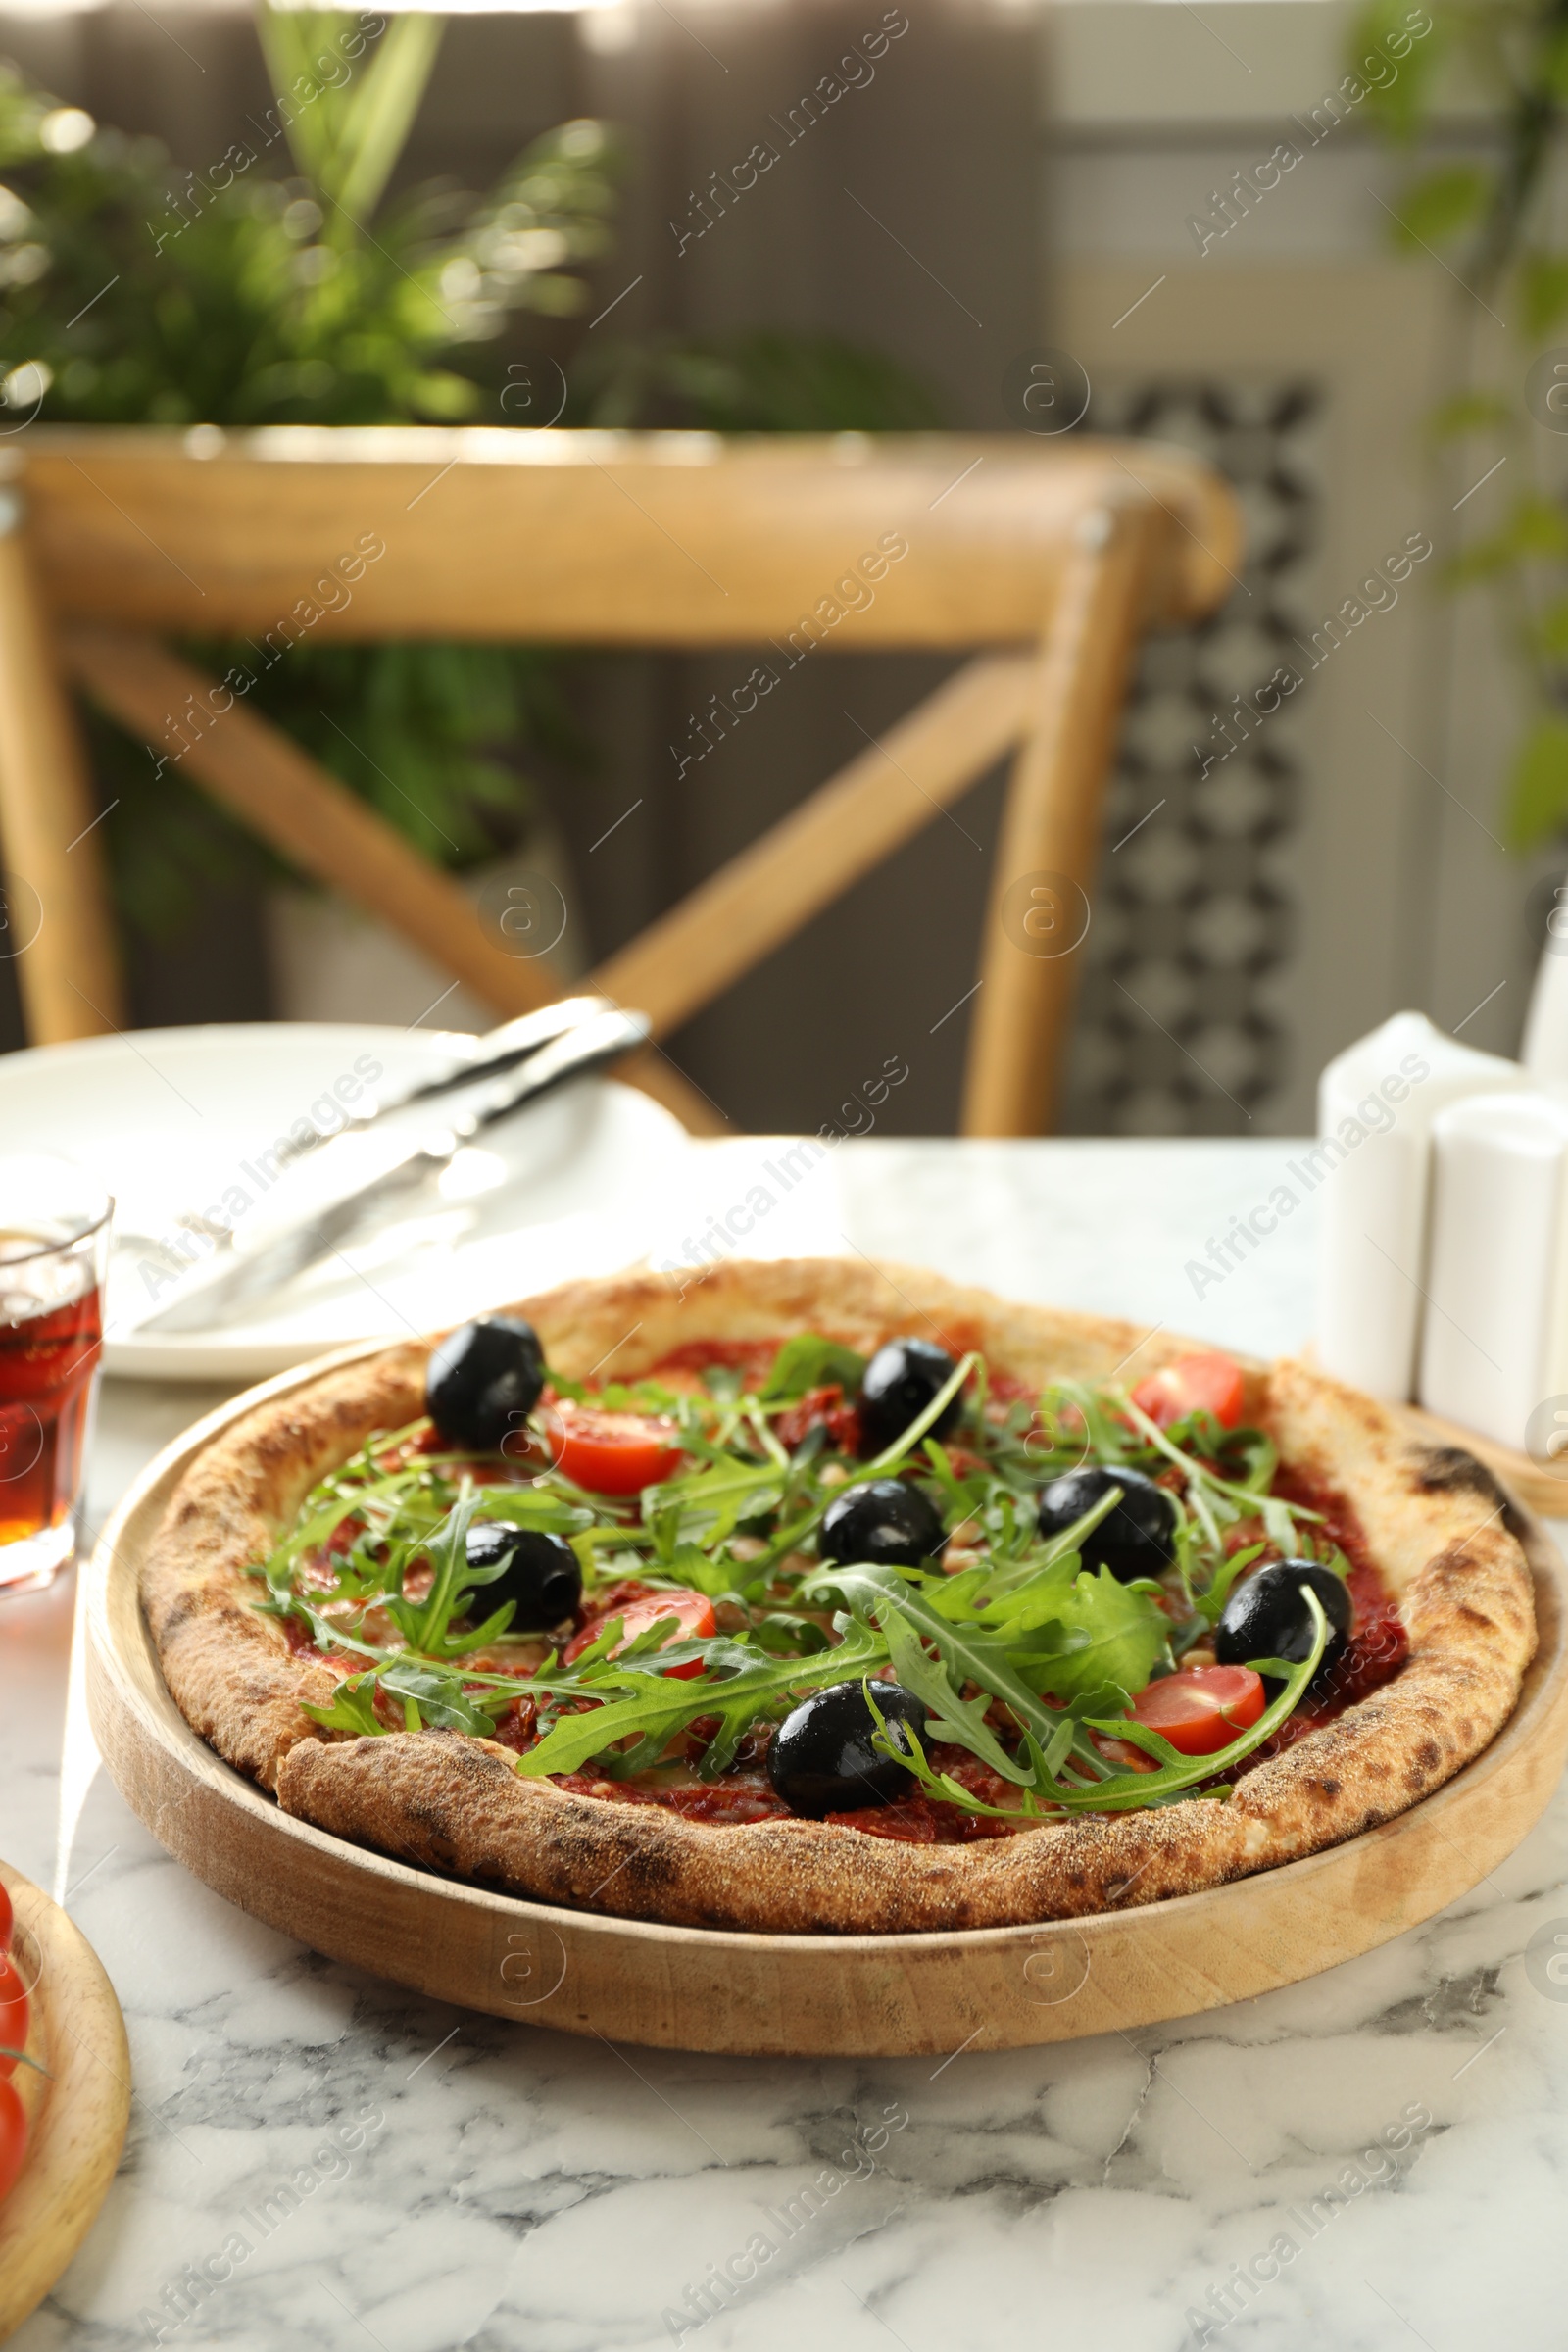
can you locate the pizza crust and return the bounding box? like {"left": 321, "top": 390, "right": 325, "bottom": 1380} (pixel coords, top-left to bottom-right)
{"left": 139, "top": 1258, "right": 1538, "bottom": 1935}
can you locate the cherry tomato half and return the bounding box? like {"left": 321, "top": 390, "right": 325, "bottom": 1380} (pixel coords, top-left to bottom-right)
{"left": 1131, "top": 1351, "right": 1246, "bottom": 1434}
{"left": 0, "top": 1884, "right": 11, "bottom": 1952}
{"left": 564, "top": 1590, "right": 717, "bottom": 1679}
{"left": 545, "top": 1403, "right": 682, "bottom": 1495}
{"left": 0, "top": 2078, "right": 25, "bottom": 2206}
{"left": 0, "top": 1953, "right": 28, "bottom": 2077}
{"left": 1129, "top": 1665, "right": 1265, "bottom": 1756}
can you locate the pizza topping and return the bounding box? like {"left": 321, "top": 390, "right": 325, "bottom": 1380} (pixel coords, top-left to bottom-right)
{"left": 1130, "top": 1351, "right": 1247, "bottom": 1434}
{"left": 1318, "top": 1613, "right": 1409, "bottom": 1706}
{"left": 1214, "top": 1559, "right": 1353, "bottom": 1693}
{"left": 263, "top": 1329, "right": 1404, "bottom": 1831}
{"left": 1036, "top": 1464, "right": 1177, "bottom": 1584}
{"left": 766, "top": 1679, "right": 927, "bottom": 1815}
{"left": 425, "top": 1315, "right": 546, "bottom": 1451}
{"left": 858, "top": 1338, "right": 963, "bottom": 1455}
{"left": 0, "top": 1953, "right": 27, "bottom": 2079}
{"left": 773, "top": 1384, "right": 862, "bottom": 1454}
{"left": 0, "top": 2079, "right": 25, "bottom": 2208}
{"left": 540, "top": 1401, "right": 682, "bottom": 1495}
{"left": 466, "top": 1521, "right": 580, "bottom": 1631}
{"left": 818, "top": 1478, "right": 947, "bottom": 1570}
{"left": 564, "top": 1589, "right": 717, "bottom": 1678}
{"left": 1128, "top": 1665, "right": 1266, "bottom": 1755}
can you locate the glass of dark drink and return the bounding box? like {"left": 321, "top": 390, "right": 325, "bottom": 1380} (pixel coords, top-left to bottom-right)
{"left": 0, "top": 1155, "right": 111, "bottom": 1596}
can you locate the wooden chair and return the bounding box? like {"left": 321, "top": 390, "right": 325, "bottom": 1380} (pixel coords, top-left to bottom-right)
{"left": 0, "top": 428, "right": 1240, "bottom": 1135}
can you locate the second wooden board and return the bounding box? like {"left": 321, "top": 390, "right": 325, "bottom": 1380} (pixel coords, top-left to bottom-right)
{"left": 81, "top": 1350, "right": 1568, "bottom": 2059}
{"left": 0, "top": 1864, "right": 129, "bottom": 2344}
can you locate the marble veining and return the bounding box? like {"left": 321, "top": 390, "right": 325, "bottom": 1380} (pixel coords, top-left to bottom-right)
{"left": 3, "top": 1141, "right": 1563, "bottom": 2352}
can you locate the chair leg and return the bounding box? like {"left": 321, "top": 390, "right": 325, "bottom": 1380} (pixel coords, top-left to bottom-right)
{"left": 66, "top": 623, "right": 567, "bottom": 1024}
{"left": 0, "top": 497, "right": 124, "bottom": 1041}
{"left": 65, "top": 623, "right": 727, "bottom": 1136}
{"left": 961, "top": 500, "right": 1157, "bottom": 1138}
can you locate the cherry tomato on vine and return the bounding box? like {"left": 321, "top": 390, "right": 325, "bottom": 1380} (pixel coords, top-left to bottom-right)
{"left": 0, "top": 2078, "right": 26, "bottom": 2204}
{"left": 545, "top": 1404, "right": 682, "bottom": 1495}
{"left": 1131, "top": 1352, "right": 1246, "bottom": 1433}
{"left": 1129, "top": 1665, "right": 1265, "bottom": 1756}
{"left": 0, "top": 1953, "right": 28, "bottom": 2077}
{"left": 564, "top": 1590, "right": 717, "bottom": 1679}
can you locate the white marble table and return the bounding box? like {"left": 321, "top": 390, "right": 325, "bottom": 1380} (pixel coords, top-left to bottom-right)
{"left": 5, "top": 1139, "right": 1567, "bottom": 2352}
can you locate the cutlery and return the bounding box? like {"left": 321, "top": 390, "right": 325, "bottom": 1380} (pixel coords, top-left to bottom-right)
{"left": 112, "top": 997, "right": 614, "bottom": 1279}
{"left": 129, "top": 1004, "right": 649, "bottom": 1335}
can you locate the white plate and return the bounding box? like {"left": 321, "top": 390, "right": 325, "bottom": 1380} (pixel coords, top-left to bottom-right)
{"left": 0, "top": 1024, "right": 692, "bottom": 1380}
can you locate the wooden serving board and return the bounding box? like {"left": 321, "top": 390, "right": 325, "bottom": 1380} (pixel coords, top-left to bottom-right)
{"left": 83, "top": 1349, "right": 1568, "bottom": 2059}
{"left": 0, "top": 1863, "right": 129, "bottom": 2342}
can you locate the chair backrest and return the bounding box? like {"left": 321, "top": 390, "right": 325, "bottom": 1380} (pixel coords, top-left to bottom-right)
{"left": 0, "top": 427, "right": 1242, "bottom": 1137}
{"left": 19, "top": 426, "right": 1236, "bottom": 642}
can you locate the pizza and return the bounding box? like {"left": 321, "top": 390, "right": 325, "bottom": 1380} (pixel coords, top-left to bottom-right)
{"left": 140, "top": 1258, "right": 1538, "bottom": 1936}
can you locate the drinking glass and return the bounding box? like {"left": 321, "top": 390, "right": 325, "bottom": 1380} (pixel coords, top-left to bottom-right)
{"left": 0, "top": 1154, "right": 111, "bottom": 1595}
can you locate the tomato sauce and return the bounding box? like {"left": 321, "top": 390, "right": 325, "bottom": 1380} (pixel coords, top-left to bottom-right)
{"left": 282, "top": 1616, "right": 339, "bottom": 1671}
{"left": 552, "top": 1769, "right": 793, "bottom": 1825}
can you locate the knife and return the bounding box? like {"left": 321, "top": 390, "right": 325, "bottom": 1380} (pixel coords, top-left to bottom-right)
{"left": 130, "top": 1004, "right": 650, "bottom": 1335}
{"left": 111, "top": 995, "right": 620, "bottom": 1279}
{"left": 265, "top": 994, "right": 619, "bottom": 1169}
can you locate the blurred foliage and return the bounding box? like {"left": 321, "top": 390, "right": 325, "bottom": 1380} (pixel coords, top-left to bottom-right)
{"left": 575, "top": 330, "right": 945, "bottom": 432}
{"left": 1355, "top": 0, "right": 1568, "bottom": 849}
{"left": 0, "top": 8, "right": 942, "bottom": 938}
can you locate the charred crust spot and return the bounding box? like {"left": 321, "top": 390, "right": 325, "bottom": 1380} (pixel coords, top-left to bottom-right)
{"left": 1409, "top": 1446, "right": 1524, "bottom": 1535}
{"left": 158, "top": 1589, "right": 204, "bottom": 1640}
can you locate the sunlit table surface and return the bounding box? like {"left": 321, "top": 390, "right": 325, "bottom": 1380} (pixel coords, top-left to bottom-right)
{"left": 4, "top": 1138, "right": 1566, "bottom": 2352}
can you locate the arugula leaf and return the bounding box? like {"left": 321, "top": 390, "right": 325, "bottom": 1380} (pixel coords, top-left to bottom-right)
{"left": 885, "top": 1591, "right": 1332, "bottom": 1820}
{"left": 760, "top": 1333, "right": 868, "bottom": 1401}
{"left": 750, "top": 1351, "right": 978, "bottom": 1576}
{"left": 874, "top": 1604, "right": 1037, "bottom": 1788}
{"left": 1019, "top": 1568, "right": 1170, "bottom": 1705}
{"left": 655, "top": 1538, "right": 748, "bottom": 1600}
{"left": 749, "top": 1610, "right": 834, "bottom": 1657}
{"left": 1194, "top": 1541, "right": 1267, "bottom": 1628}
{"left": 301, "top": 1672, "right": 387, "bottom": 1738}
{"left": 812, "top": 1566, "right": 1067, "bottom": 1755}
{"left": 514, "top": 1623, "right": 889, "bottom": 1778}
{"left": 378, "top": 1660, "right": 499, "bottom": 1736}
{"left": 381, "top": 1490, "right": 489, "bottom": 1656}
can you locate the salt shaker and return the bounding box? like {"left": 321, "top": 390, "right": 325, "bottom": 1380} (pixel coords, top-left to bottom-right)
{"left": 1316, "top": 1012, "right": 1529, "bottom": 1400}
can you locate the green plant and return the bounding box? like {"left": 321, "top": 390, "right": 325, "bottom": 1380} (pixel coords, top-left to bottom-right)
{"left": 1356, "top": 0, "right": 1568, "bottom": 849}
{"left": 0, "top": 7, "right": 942, "bottom": 938}
{"left": 0, "top": 11, "right": 615, "bottom": 933}
{"left": 574, "top": 328, "right": 945, "bottom": 432}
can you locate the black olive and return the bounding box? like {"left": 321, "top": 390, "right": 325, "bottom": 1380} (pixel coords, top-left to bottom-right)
{"left": 425, "top": 1315, "right": 546, "bottom": 1451}
{"left": 1037, "top": 1464, "right": 1177, "bottom": 1583}
{"left": 1214, "top": 1560, "right": 1352, "bottom": 1692}
{"left": 465, "top": 1521, "right": 581, "bottom": 1631}
{"left": 818, "top": 1478, "right": 947, "bottom": 1569}
{"left": 858, "top": 1337, "right": 961, "bottom": 1454}
{"left": 767, "top": 1680, "right": 928, "bottom": 1815}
